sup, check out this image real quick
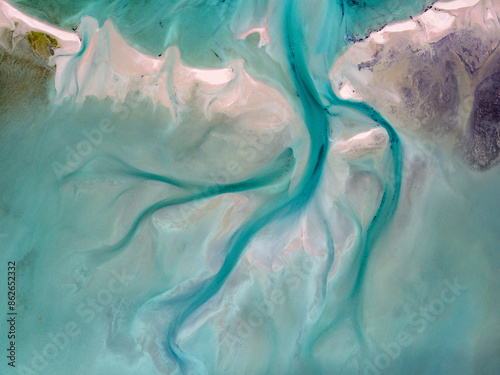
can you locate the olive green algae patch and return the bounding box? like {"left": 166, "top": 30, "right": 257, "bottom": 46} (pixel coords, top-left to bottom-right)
{"left": 26, "top": 31, "right": 58, "bottom": 58}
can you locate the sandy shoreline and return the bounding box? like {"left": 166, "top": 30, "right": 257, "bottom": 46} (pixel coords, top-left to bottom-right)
{"left": 1, "top": 0, "right": 486, "bottom": 108}
{"left": 331, "top": 0, "right": 500, "bottom": 101}
{"left": 0, "top": 0, "right": 80, "bottom": 52}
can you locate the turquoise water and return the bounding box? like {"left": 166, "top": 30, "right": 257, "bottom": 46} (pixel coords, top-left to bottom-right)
{"left": 1, "top": 0, "right": 500, "bottom": 374}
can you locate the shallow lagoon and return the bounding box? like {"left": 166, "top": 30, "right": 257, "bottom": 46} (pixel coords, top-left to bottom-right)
{"left": 1, "top": 0, "right": 500, "bottom": 374}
